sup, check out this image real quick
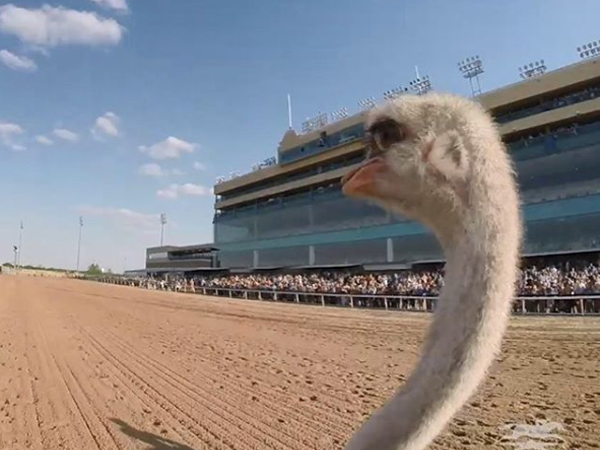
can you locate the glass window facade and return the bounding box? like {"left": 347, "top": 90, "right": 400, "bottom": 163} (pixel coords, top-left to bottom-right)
{"left": 494, "top": 85, "right": 600, "bottom": 124}
{"left": 215, "top": 118, "right": 600, "bottom": 268}
{"left": 279, "top": 124, "right": 365, "bottom": 165}
{"left": 218, "top": 250, "right": 254, "bottom": 269}
{"left": 258, "top": 246, "right": 309, "bottom": 267}
{"left": 314, "top": 239, "right": 388, "bottom": 265}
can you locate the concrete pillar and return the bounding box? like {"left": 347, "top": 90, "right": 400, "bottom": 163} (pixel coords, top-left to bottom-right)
{"left": 309, "top": 245, "right": 315, "bottom": 266}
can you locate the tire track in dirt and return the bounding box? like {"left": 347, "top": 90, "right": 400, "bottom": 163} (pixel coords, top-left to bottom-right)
{"left": 73, "top": 327, "right": 228, "bottom": 450}
{"left": 86, "top": 324, "right": 325, "bottom": 450}
{"left": 95, "top": 326, "right": 342, "bottom": 448}
{"left": 69, "top": 286, "right": 391, "bottom": 430}
{"left": 104, "top": 327, "right": 353, "bottom": 442}
{"left": 148, "top": 332, "right": 369, "bottom": 429}
{"left": 81, "top": 327, "right": 247, "bottom": 450}
{"left": 3, "top": 277, "right": 600, "bottom": 450}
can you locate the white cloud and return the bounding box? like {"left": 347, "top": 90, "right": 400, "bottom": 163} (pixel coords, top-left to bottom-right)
{"left": 0, "top": 5, "right": 124, "bottom": 48}
{"left": 138, "top": 163, "right": 184, "bottom": 178}
{"left": 139, "top": 136, "right": 196, "bottom": 160}
{"left": 35, "top": 135, "right": 53, "bottom": 145}
{"left": 156, "top": 183, "right": 211, "bottom": 200}
{"left": 0, "top": 121, "right": 24, "bottom": 149}
{"left": 92, "top": 111, "right": 119, "bottom": 139}
{"left": 0, "top": 49, "right": 36, "bottom": 72}
{"left": 0, "top": 121, "right": 23, "bottom": 142}
{"left": 54, "top": 128, "right": 79, "bottom": 142}
{"left": 139, "top": 163, "right": 163, "bottom": 177}
{"left": 193, "top": 161, "right": 206, "bottom": 171}
{"left": 76, "top": 205, "right": 158, "bottom": 232}
{"left": 89, "top": 0, "right": 128, "bottom": 12}
{"left": 10, "top": 143, "right": 26, "bottom": 151}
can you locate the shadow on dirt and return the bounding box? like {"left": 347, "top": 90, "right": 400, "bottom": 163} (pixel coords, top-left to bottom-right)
{"left": 111, "top": 418, "right": 198, "bottom": 450}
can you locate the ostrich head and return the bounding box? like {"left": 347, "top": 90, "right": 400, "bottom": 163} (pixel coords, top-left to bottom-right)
{"left": 341, "top": 93, "right": 522, "bottom": 450}
{"left": 342, "top": 93, "right": 515, "bottom": 247}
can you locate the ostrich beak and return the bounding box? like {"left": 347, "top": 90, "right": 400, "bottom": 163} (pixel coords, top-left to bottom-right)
{"left": 341, "top": 156, "right": 390, "bottom": 198}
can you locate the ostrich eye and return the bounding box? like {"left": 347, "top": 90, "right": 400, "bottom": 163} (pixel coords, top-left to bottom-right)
{"left": 367, "top": 119, "right": 405, "bottom": 153}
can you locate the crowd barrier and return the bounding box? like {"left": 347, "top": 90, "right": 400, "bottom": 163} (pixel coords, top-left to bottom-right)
{"left": 89, "top": 277, "right": 600, "bottom": 316}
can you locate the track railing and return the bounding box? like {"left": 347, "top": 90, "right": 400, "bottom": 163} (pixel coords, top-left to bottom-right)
{"left": 87, "top": 277, "right": 600, "bottom": 316}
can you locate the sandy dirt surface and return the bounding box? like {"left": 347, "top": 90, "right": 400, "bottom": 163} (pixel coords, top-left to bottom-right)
{"left": 0, "top": 276, "right": 598, "bottom": 450}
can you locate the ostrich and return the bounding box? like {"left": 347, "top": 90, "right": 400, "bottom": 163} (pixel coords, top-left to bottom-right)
{"left": 341, "top": 93, "right": 522, "bottom": 450}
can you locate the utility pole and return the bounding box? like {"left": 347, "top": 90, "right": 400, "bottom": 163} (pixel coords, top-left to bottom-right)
{"left": 76, "top": 216, "right": 83, "bottom": 274}
{"left": 160, "top": 213, "right": 167, "bottom": 246}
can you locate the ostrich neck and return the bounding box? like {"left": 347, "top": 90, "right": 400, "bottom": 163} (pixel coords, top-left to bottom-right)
{"left": 344, "top": 208, "right": 520, "bottom": 450}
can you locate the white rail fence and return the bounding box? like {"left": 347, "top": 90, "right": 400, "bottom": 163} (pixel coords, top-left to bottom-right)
{"left": 90, "top": 277, "right": 600, "bottom": 316}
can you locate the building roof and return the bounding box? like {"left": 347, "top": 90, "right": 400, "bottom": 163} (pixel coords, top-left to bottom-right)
{"left": 213, "top": 56, "right": 600, "bottom": 201}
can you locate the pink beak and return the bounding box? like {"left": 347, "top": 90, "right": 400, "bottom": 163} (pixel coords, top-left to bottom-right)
{"left": 341, "top": 157, "right": 389, "bottom": 197}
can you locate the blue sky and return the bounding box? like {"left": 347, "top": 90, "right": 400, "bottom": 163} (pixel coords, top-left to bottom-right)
{"left": 0, "top": 0, "right": 598, "bottom": 272}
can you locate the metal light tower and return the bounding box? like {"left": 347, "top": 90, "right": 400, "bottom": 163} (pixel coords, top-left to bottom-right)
{"left": 76, "top": 216, "right": 83, "bottom": 274}
{"left": 160, "top": 213, "right": 167, "bottom": 246}
{"left": 358, "top": 97, "right": 377, "bottom": 111}
{"left": 383, "top": 86, "right": 409, "bottom": 101}
{"left": 518, "top": 60, "right": 547, "bottom": 79}
{"left": 409, "top": 75, "right": 432, "bottom": 96}
{"left": 577, "top": 41, "right": 600, "bottom": 59}
{"left": 458, "top": 56, "right": 484, "bottom": 97}
{"left": 330, "top": 107, "right": 349, "bottom": 122}
{"left": 13, "top": 245, "right": 18, "bottom": 269}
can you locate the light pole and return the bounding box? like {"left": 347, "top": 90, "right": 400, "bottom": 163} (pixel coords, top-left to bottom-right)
{"left": 160, "top": 213, "right": 167, "bottom": 246}
{"left": 458, "top": 56, "right": 484, "bottom": 97}
{"left": 13, "top": 245, "right": 18, "bottom": 270}
{"left": 76, "top": 216, "right": 83, "bottom": 274}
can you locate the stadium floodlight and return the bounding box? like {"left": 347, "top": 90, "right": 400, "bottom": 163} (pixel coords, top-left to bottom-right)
{"left": 409, "top": 75, "right": 432, "bottom": 96}
{"left": 577, "top": 41, "right": 600, "bottom": 59}
{"left": 160, "top": 213, "right": 167, "bottom": 247}
{"left": 358, "top": 97, "right": 377, "bottom": 111}
{"left": 518, "top": 60, "right": 547, "bottom": 79}
{"left": 263, "top": 156, "right": 276, "bottom": 167}
{"left": 383, "top": 86, "right": 409, "bottom": 101}
{"left": 76, "top": 216, "right": 83, "bottom": 274}
{"left": 458, "top": 55, "right": 484, "bottom": 97}
{"left": 302, "top": 111, "right": 329, "bottom": 133}
{"left": 330, "top": 107, "right": 349, "bottom": 122}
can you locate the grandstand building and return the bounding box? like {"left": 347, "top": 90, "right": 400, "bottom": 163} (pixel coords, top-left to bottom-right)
{"left": 213, "top": 57, "right": 600, "bottom": 270}
{"left": 144, "top": 244, "right": 219, "bottom": 274}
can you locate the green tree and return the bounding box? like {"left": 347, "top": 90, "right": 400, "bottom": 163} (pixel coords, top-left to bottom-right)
{"left": 87, "top": 263, "right": 102, "bottom": 276}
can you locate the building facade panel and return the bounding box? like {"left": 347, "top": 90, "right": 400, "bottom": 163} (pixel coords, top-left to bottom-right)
{"left": 212, "top": 58, "right": 600, "bottom": 269}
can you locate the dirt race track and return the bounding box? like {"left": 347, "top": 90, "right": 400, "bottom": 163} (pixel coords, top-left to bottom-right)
{"left": 0, "top": 277, "right": 599, "bottom": 450}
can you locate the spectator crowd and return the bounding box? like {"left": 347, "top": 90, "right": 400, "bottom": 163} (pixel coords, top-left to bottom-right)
{"left": 124, "top": 261, "right": 600, "bottom": 299}
{"left": 92, "top": 260, "right": 600, "bottom": 314}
